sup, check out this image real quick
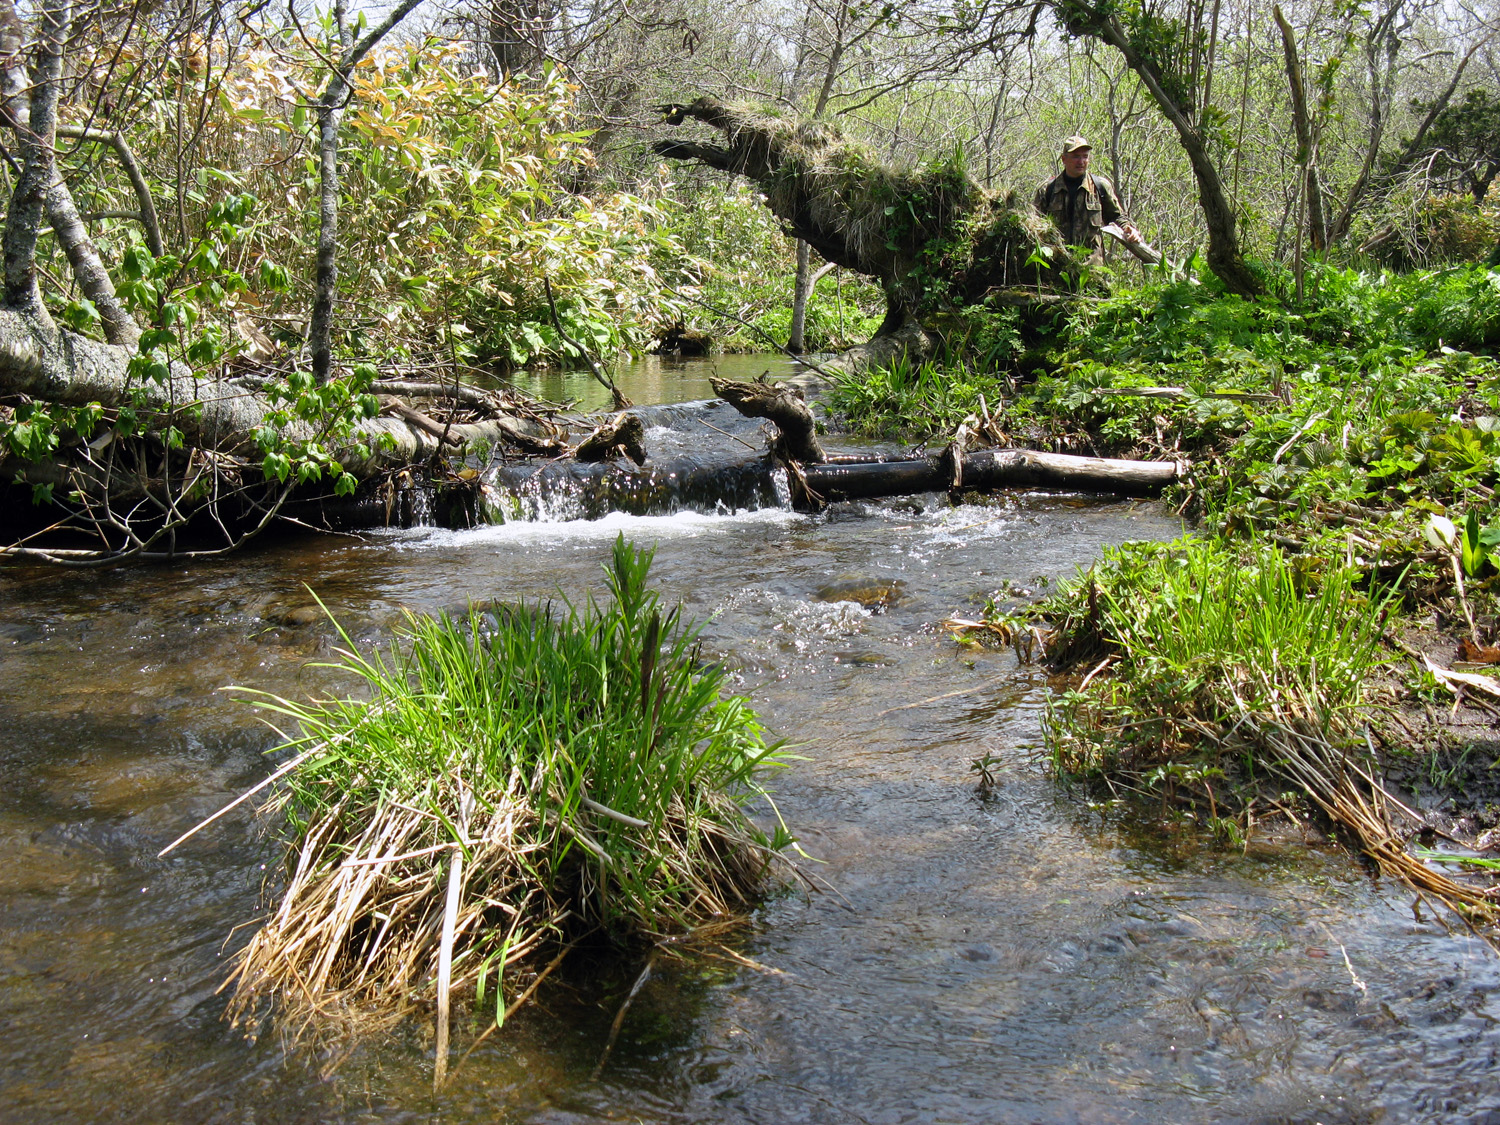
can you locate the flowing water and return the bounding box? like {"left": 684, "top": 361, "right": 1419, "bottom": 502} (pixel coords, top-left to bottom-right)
{"left": 3, "top": 358, "right": 1499, "bottom": 1124}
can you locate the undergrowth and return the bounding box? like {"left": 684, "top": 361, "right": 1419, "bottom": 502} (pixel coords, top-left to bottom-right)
{"left": 1044, "top": 537, "right": 1394, "bottom": 786}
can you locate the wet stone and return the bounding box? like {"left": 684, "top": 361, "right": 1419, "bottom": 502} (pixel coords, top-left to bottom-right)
{"left": 831, "top": 651, "right": 889, "bottom": 666}
{"left": 0, "top": 621, "right": 43, "bottom": 644}
{"left": 814, "top": 577, "right": 908, "bottom": 611}
{"left": 279, "top": 605, "right": 323, "bottom": 627}
{"left": 1303, "top": 988, "right": 1361, "bottom": 1013}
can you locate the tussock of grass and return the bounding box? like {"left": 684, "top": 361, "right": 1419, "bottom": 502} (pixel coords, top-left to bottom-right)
{"left": 220, "top": 536, "right": 790, "bottom": 1040}
{"left": 1047, "top": 538, "right": 1390, "bottom": 774}
{"left": 1045, "top": 537, "right": 1498, "bottom": 925}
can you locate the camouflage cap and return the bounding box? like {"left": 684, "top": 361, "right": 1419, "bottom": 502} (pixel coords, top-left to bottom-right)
{"left": 1060, "top": 135, "right": 1092, "bottom": 154}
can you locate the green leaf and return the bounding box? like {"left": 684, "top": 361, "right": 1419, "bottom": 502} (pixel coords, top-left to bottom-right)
{"left": 263, "top": 451, "right": 291, "bottom": 482}
{"left": 61, "top": 299, "right": 101, "bottom": 334}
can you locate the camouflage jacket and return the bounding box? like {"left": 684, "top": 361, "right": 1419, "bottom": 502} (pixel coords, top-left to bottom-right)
{"left": 1033, "top": 171, "right": 1126, "bottom": 255}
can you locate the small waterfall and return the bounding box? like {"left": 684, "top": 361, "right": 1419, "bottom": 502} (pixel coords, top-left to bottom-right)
{"left": 480, "top": 451, "right": 785, "bottom": 524}
{"left": 770, "top": 465, "right": 793, "bottom": 509}
{"left": 467, "top": 399, "right": 795, "bottom": 525}
{"left": 406, "top": 483, "right": 436, "bottom": 526}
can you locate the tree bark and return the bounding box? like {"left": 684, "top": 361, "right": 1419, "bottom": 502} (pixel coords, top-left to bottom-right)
{"left": 45, "top": 176, "right": 139, "bottom": 348}
{"left": 307, "top": 0, "right": 426, "bottom": 383}
{"left": 711, "top": 376, "right": 826, "bottom": 463}
{"left": 57, "top": 125, "right": 165, "bottom": 259}
{"left": 3, "top": 0, "right": 66, "bottom": 325}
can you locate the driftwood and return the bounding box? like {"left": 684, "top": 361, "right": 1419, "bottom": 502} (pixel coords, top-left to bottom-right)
{"left": 573, "top": 412, "right": 647, "bottom": 465}
{"left": 710, "top": 376, "right": 825, "bottom": 463}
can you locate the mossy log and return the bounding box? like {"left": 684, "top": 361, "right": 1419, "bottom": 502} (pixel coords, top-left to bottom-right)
{"left": 654, "top": 97, "right": 1092, "bottom": 368}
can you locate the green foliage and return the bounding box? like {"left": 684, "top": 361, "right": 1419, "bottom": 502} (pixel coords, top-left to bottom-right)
{"left": 829, "top": 355, "right": 1009, "bottom": 439}
{"left": 1401, "top": 88, "right": 1500, "bottom": 202}
{"left": 330, "top": 52, "right": 695, "bottom": 367}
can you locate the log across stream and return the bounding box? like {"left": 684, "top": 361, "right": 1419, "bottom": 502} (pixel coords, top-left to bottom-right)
{"left": 462, "top": 396, "right": 1178, "bottom": 527}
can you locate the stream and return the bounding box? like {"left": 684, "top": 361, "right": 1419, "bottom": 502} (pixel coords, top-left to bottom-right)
{"left": 3, "top": 357, "right": 1499, "bottom": 1123}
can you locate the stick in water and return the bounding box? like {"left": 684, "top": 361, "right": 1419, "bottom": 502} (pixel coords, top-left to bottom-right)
{"left": 433, "top": 791, "right": 473, "bottom": 1090}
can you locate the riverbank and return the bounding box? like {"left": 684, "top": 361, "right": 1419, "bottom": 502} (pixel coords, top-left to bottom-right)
{"left": 827, "top": 261, "right": 1500, "bottom": 911}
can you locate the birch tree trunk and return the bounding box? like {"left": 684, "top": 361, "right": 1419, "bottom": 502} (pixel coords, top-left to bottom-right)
{"left": 2, "top": 0, "right": 66, "bottom": 325}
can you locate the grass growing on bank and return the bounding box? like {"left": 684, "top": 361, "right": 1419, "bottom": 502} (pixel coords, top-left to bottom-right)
{"left": 1038, "top": 536, "right": 1498, "bottom": 923}
{"left": 220, "top": 536, "right": 789, "bottom": 1043}
{"left": 1045, "top": 538, "right": 1393, "bottom": 786}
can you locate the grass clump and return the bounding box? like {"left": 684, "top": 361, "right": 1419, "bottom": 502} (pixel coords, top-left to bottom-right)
{"left": 1046, "top": 537, "right": 1392, "bottom": 780}
{"left": 1042, "top": 536, "right": 1498, "bottom": 923}
{"left": 222, "top": 536, "right": 790, "bottom": 1040}
{"left": 829, "top": 354, "right": 1009, "bottom": 440}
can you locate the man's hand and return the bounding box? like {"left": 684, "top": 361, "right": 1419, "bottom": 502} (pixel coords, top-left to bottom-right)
{"left": 1118, "top": 221, "right": 1142, "bottom": 243}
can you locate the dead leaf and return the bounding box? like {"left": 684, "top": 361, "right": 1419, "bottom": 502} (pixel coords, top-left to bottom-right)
{"left": 1459, "top": 639, "right": 1500, "bottom": 664}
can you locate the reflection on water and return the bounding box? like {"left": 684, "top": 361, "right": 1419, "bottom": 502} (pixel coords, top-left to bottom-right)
{"left": 3, "top": 377, "right": 1500, "bottom": 1122}
{"left": 505, "top": 352, "right": 802, "bottom": 412}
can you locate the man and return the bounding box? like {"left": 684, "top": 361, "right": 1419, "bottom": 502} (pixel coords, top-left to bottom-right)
{"left": 1033, "top": 135, "right": 1141, "bottom": 261}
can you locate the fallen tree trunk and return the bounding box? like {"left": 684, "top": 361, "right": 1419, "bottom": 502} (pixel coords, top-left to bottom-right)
{"left": 0, "top": 310, "right": 563, "bottom": 473}
{"left": 0, "top": 308, "right": 577, "bottom": 560}
{"left": 480, "top": 444, "right": 1176, "bottom": 523}
{"left": 654, "top": 98, "right": 1091, "bottom": 374}
{"left": 803, "top": 449, "right": 1179, "bottom": 502}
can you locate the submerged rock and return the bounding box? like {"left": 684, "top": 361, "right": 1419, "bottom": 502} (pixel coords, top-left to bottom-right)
{"left": 815, "top": 577, "right": 907, "bottom": 611}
